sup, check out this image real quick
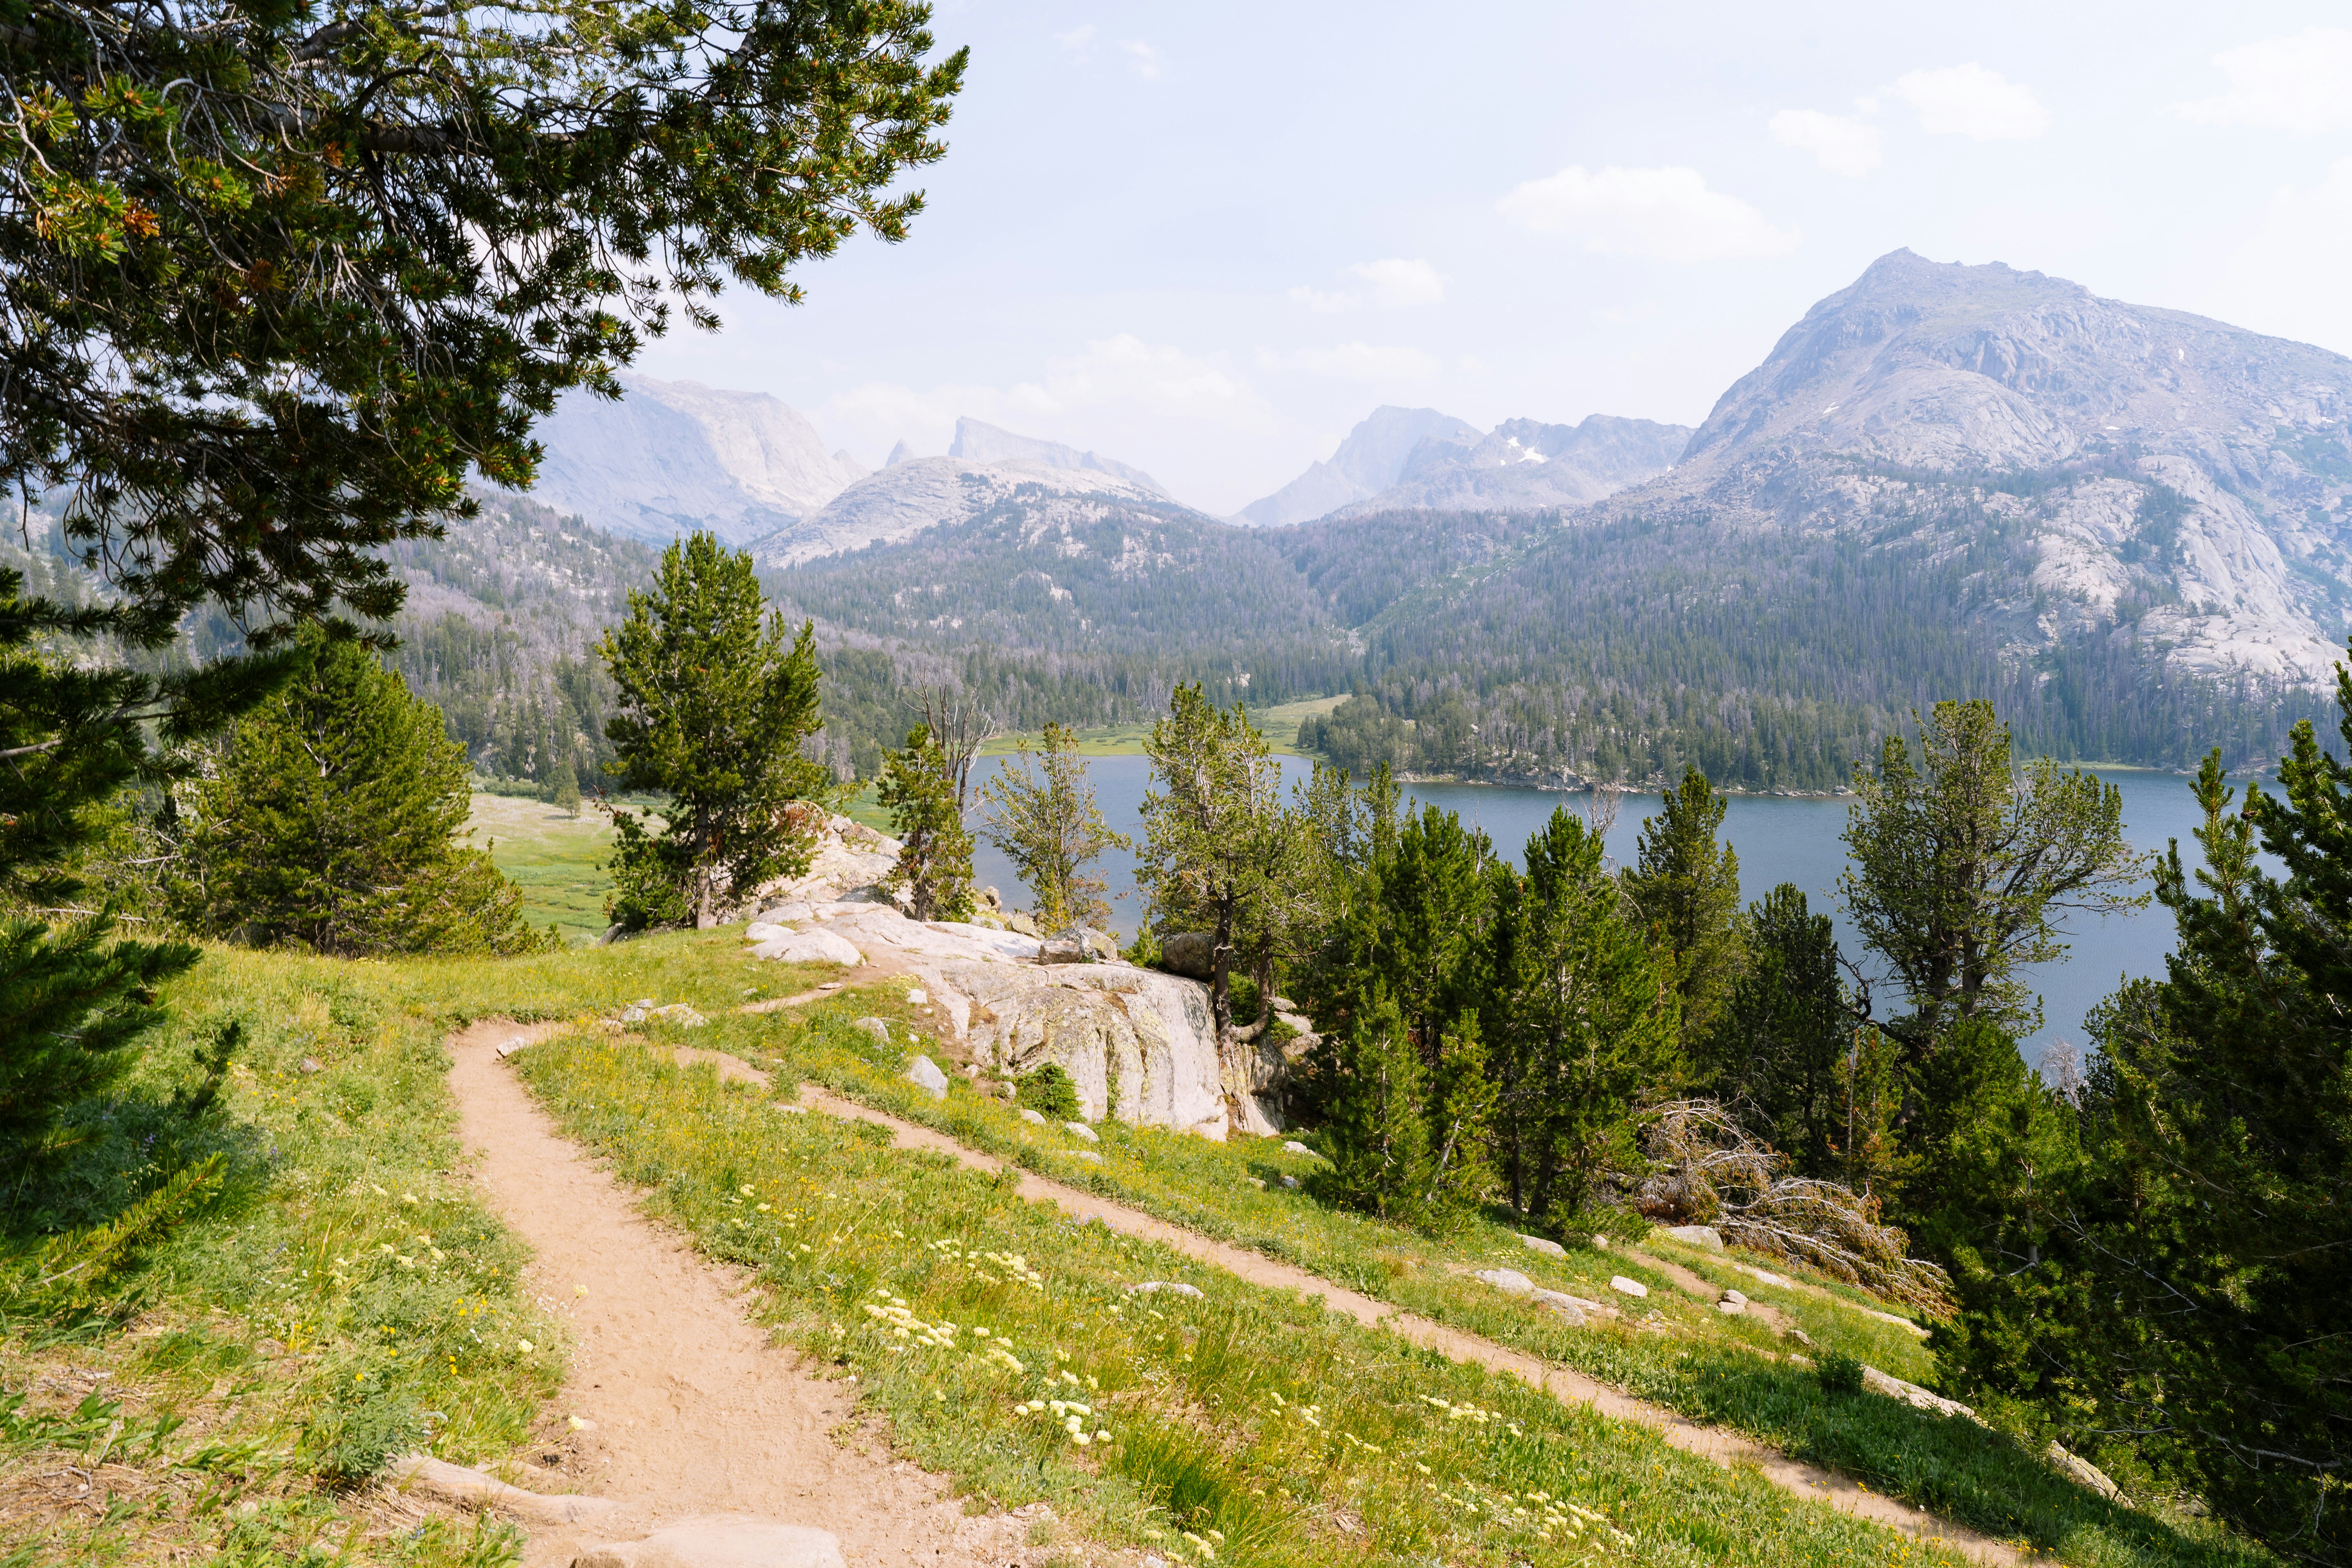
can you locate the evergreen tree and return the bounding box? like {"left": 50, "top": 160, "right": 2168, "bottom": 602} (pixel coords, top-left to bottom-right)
{"left": 1490, "top": 808, "right": 1682, "bottom": 1217}
{"left": 1900, "top": 1017, "right": 2088, "bottom": 1421}
{"left": 979, "top": 723, "right": 1128, "bottom": 928}
{"left": 549, "top": 759, "right": 583, "bottom": 817}
{"left": 599, "top": 533, "right": 829, "bottom": 930}
{"left": 1704, "top": 884, "right": 1849, "bottom": 1178}
{"left": 3, "top": 1, "right": 963, "bottom": 665}
{"left": 1842, "top": 700, "right": 2142, "bottom": 1047}
{"left": 1423, "top": 1011, "right": 1499, "bottom": 1217}
{"left": 1624, "top": 767, "right": 1744, "bottom": 1048}
{"left": 879, "top": 724, "right": 976, "bottom": 922}
{"left": 1136, "top": 686, "right": 1288, "bottom": 1038}
{"left": 2057, "top": 738, "right": 2352, "bottom": 1561}
{"left": 1357, "top": 806, "right": 1499, "bottom": 1059}
{"left": 0, "top": 569, "right": 231, "bottom": 1152}
{"left": 1311, "top": 987, "right": 1437, "bottom": 1226}
{"left": 172, "top": 636, "right": 549, "bottom": 956}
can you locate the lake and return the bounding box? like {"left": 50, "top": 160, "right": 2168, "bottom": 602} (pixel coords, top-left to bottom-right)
{"left": 967, "top": 754, "right": 2233, "bottom": 1065}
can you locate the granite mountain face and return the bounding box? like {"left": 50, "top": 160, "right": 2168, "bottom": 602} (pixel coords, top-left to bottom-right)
{"left": 527, "top": 374, "right": 870, "bottom": 546}
{"left": 1627, "top": 248, "right": 2352, "bottom": 684}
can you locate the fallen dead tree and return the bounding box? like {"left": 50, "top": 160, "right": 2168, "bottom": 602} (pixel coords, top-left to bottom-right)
{"left": 1627, "top": 1100, "right": 1952, "bottom": 1315}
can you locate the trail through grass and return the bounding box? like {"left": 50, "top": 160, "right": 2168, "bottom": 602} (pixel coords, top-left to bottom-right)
{"left": 0, "top": 931, "right": 2278, "bottom": 1568}
{"left": 515, "top": 1026, "right": 1975, "bottom": 1568}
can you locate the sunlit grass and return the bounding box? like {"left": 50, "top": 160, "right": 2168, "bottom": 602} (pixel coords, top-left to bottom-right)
{"left": 0, "top": 930, "right": 2276, "bottom": 1568}
{"left": 746, "top": 979, "right": 2272, "bottom": 1568}
{"left": 516, "top": 1025, "right": 1974, "bottom": 1568}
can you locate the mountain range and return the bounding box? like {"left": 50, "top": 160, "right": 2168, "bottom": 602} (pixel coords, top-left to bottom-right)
{"left": 371, "top": 248, "right": 2352, "bottom": 787}
{"left": 518, "top": 380, "right": 1684, "bottom": 549}
{"left": 1240, "top": 409, "right": 1692, "bottom": 525}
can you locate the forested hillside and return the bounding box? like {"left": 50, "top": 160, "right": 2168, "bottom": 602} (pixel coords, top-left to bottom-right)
{"left": 759, "top": 488, "right": 1356, "bottom": 774}
{"left": 1284, "top": 501, "right": 2331, "bottom": 790}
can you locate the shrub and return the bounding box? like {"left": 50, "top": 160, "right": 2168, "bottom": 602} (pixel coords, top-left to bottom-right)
{"left": 1017, "top": 1064, "right": 1082, "bottom": 1121}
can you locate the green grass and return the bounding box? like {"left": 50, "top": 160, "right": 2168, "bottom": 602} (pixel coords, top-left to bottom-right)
{"left": 0, "top": 947, "right": 566, "bottom": 1568}
{"left": 514, "top": 1023, "right": 1974, "bottom": 1568}
{"left": 733, "top": 976, "right": 2271, "bottom": 1568}
{"left": 0, "top": 930, "right": 2277, "bottom": 1568}
{"left": 468, "top": 792, "right": 621, "bottom": 941}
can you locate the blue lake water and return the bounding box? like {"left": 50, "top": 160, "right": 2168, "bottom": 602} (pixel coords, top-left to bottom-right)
{"left": 969, "top": 754, "right": 2234, "bottom": 1065}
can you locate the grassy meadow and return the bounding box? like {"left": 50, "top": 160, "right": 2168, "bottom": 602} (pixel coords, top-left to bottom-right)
{"left": 466, "top": 792, "right": 619, "bottom": 942}
{"left": 0, "top": 931, "right": 2276, "bottom": 1568}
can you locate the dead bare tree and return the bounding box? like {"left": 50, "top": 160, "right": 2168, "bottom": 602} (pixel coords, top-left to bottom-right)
{"left": 1583, "top": 775, "right": 1625, "bottom": 850}
{"left": 1629, "top": 1099, "right": 1952, "bottom": 1313}
{"left": 903, "top": 687, "right": 1000, "bottom": 814}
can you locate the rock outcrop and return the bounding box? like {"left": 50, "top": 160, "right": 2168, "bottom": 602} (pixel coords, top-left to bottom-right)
{"left": 734, "top": 814, "right": 1284, "bottom": 1138}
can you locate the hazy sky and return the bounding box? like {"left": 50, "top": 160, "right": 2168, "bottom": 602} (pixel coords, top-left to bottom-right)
{"left": 629, "top": 1, "right": 2352, "bottom": 514}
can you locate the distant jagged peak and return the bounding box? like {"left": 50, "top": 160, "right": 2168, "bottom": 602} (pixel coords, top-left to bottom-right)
{"left": 1313, "top": 411, "right": 1692, "bottom": 521}
{"left": 1237, "top": 406, "right": 1481, "bottom": 527}
{"left": 753, "top": 452, "right": 1196, "bottom": 569}
{"left": 885, "top": 438, "right": 920, "bottom": 467}
{"left": 946, "top": 416, "right": 1168, "bottom": 497}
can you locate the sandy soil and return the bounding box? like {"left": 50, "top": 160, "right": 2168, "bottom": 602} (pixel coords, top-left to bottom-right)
{"left": 435, "top": 1019, "right": 1067, "bottom": 1568}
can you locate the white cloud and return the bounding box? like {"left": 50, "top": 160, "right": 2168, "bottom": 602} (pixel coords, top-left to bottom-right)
{"left": 1495, "top": 165, "right": 1798, "bottom": 262}
{"left": 1890, "top": 64, "right": 2049, "bottom": 140}
{"left": 1121, "top": 40, "right": 1161, "bottom": 79}
{"left": 1054, "top": 23, "right": 1094, "bottom": 53}
{"left": 1769, "top": 109, "right": 1883, "bottom": 177}
{"left": 2216, "top": 156, "right": 2352, "bottom": 355}
{"left": 1287, "top": 257, "right": 1447, "bottom": 312}
{"left": 1254, "top": 342, "right": 1442, "bottom": 380}
{"left": 2173, "top": 28, "right": 2352, "bottom": 134}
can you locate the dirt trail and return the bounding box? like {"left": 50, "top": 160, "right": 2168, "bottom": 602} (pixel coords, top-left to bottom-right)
{"left": 438, "top": 1020, "right": 1058, "bottom": 1568}
{"left": 776, "top": 1080, "right": 2034, "bottom": 1567}
{"left": 469, "top": 1019, "right": 2041, "bottom": 1567}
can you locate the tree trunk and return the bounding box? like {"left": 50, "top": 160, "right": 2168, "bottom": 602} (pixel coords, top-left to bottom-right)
{"left": 1210, "top": 905, "right": 1234, "bottom": 1040}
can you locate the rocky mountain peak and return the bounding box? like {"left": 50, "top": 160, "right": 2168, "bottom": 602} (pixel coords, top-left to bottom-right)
{"left": 947, "top": 417, "right": 1167, "bottom": 497}
{"left": 1634, "top": 250, "right": 2352, "bottom": 685}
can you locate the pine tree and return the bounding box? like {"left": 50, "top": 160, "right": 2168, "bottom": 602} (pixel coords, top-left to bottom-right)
{"left": 599, "top": 533, "right": 829, "bottom": 930}
{"left": 0, "top": 568, "right": 289, "bottom": 1153}
{"left": 549, "top": 759, "right": 583, "bottom": 817}
{"left": 979, "top": 723, "right": 1128, "bottom": 927}
{"left": 1424, "top": 1011, "right": 1498, "bottom": 1219}
{"left": 1312, "top": 987, "right": 1437, "bottom": 1226}
{"left": 880, "top": 724, "right": 976, "bottom": 922}
{"left": 1136, "top": 686, "right": 1289, "bottom": 1038}
{"left": 1842, "top": 700, "right": 2142, "bottom": 1046}
{"left": 1704, "top": 884, "right": 1850, "bottom": 1178}
{"left": 2056, "top": 738, "right": 2352, "bottom": 1561}
{"left": 172, "top": 636, "right": 551, "bottom": 956}
{"left": 1491, "top": 807, "right": 1682, "bottom": 1217}
{"left": 1624, "top": 767, "right": 1744, "bottom": 1048}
